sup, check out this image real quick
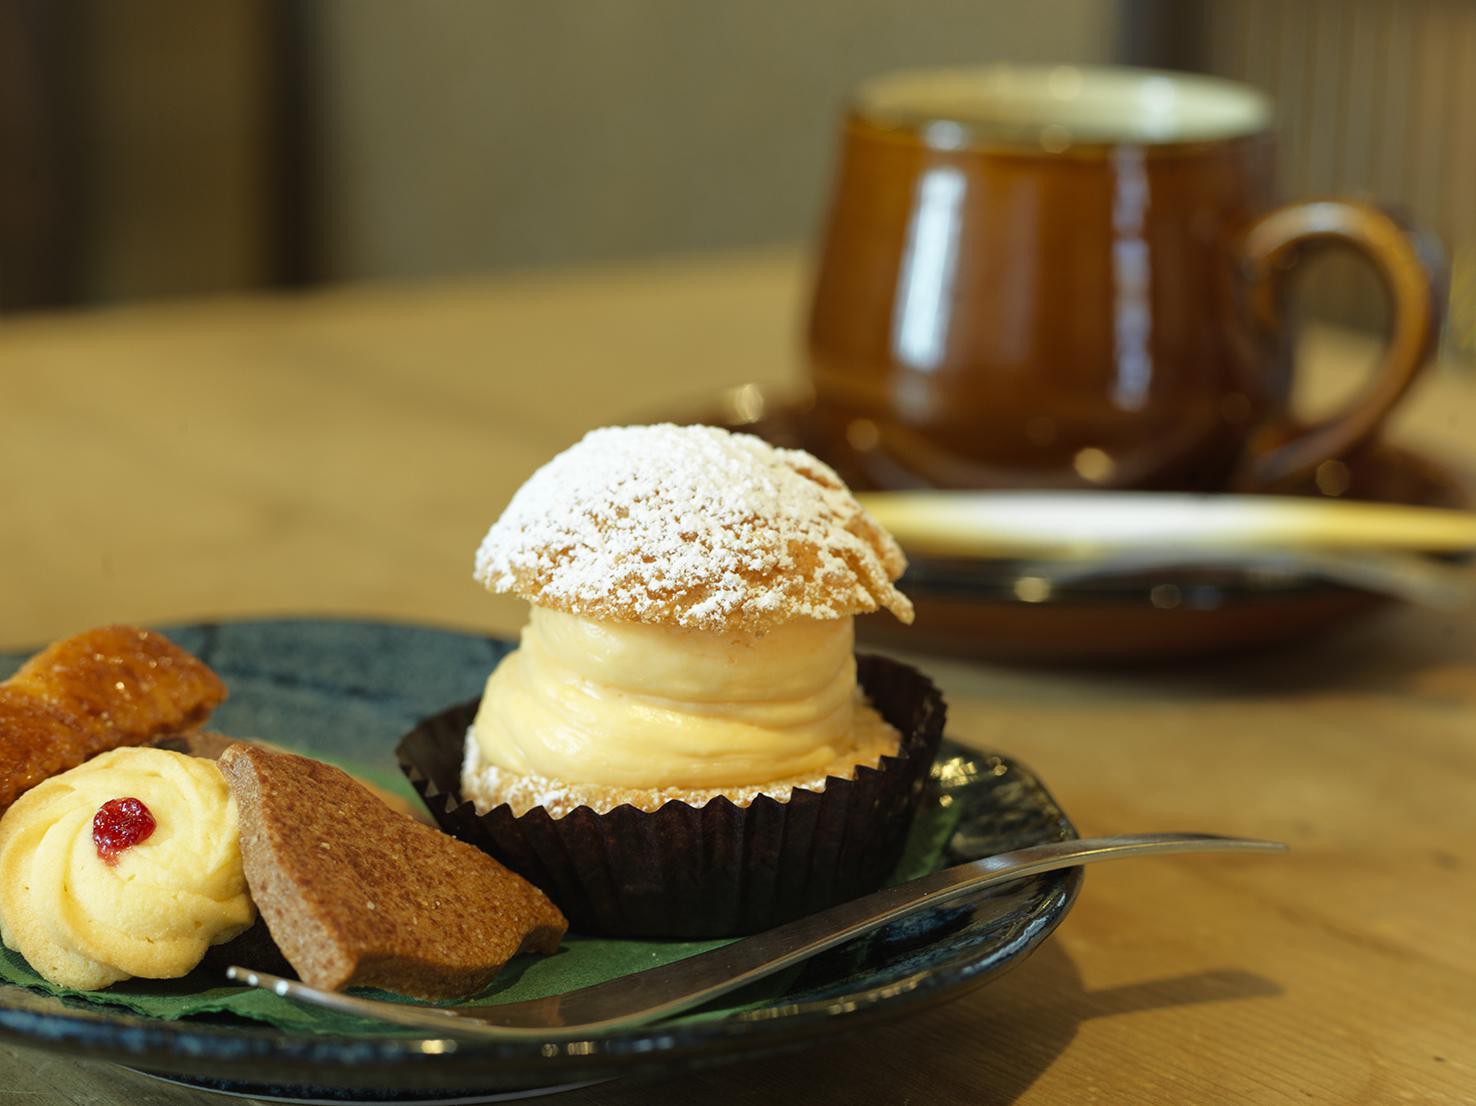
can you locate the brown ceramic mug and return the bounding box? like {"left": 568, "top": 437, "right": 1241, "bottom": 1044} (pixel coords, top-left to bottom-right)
{"left": 807, "top": 65, "right": 1444, "bottom": 492}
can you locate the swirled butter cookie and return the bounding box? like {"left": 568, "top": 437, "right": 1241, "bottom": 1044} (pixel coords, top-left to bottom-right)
{"left": 0, "top": 747, "right": 254, "bottom": 990}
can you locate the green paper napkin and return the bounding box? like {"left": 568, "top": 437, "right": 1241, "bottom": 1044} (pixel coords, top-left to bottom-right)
{"left": 0, "top": 801, "right": 961, "bottom": 1037}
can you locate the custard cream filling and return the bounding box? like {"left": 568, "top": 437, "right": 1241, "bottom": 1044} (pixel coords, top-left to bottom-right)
{"left": 472, "top": 607, "right": 887, "bottom": 790}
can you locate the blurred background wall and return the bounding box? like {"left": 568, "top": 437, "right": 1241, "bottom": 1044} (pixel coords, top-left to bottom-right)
{"left": 307, "top": 0, "right": 1117, "bottom": 281}
{"left": 0, "top": 0, "right": 278, "bottom": 306}
{"left": 1195, "top": 0, "right": 1476, "bottom": 363}
{"left": 2, "top": 0, "right": 1473, "bottom": 358}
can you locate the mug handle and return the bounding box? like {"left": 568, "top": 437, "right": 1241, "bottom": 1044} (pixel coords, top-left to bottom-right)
{"left": 1233, "top": 199, "right": 1445, "bottom": 491}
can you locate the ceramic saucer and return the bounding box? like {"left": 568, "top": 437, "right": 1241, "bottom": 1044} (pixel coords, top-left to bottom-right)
{"left": 671, "top": 386, "right": 1472, "bottom": 663}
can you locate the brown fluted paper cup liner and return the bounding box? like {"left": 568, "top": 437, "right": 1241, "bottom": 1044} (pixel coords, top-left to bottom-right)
{"left": 396, "top": 654, "right": 945, "bottom": 938}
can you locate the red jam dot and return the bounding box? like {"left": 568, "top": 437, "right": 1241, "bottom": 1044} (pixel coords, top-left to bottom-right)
{"left": 92, "top": 797, "right": 156, "bottom": 865}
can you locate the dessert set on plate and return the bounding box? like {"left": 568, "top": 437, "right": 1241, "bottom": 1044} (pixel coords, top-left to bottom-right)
{"left": 0, "top": 424, "right": 1286, "bottom": 1100}
{"left": 0, "top": 425, "right": 1109, "bottom": 1101}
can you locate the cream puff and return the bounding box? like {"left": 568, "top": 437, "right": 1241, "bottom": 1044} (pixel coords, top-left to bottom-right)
{"left": 400, "top": 424, "right": 945, "bottom": 936}
{"left": 465, "top": 423, "right": 915, "bottom": 814}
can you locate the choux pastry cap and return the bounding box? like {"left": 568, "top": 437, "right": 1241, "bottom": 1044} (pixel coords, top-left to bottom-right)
{"left": 474, "top": 424, "right": 913, "bottom": 632}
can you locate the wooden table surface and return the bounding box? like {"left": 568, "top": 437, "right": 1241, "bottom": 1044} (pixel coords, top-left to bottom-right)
{"left": 2, "top": 251, "right": 1475, "bottom": 1105}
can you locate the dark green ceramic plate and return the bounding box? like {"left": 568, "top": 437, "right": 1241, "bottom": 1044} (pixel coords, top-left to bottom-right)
{"left": 0, "top": 619, "right": 1079, "bottom": 1102}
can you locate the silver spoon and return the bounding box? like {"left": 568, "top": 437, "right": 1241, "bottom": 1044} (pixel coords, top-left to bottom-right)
{"left": 228, "top": 832, "right": 1284, "bottom": 1039}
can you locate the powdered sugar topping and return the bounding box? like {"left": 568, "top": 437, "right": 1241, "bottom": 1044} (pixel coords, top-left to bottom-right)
{"left": 474, "top": 424, "right": 912, "bottom": 631}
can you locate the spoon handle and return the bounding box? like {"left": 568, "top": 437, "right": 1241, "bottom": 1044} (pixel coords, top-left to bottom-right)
{"left": 231, "top": 832, "right": 1283, "bottom": 1039}
{"left": 858, "top": 491, "right": 1476, "bottom": 558}
{"left": 549, "top": 832, "right": 1285, "bottom": 1031}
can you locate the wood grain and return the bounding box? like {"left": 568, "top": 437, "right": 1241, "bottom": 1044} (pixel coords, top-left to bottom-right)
{"left": 1, "top": 251, "right": 1474, "bottom": 1104}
